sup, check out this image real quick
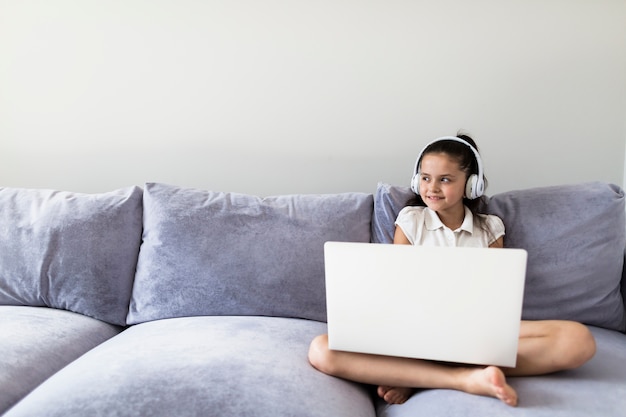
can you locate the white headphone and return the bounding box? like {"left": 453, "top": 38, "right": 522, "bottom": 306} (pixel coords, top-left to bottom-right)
{"left": 410, "top": 136, "right": 485, "bottom": 200}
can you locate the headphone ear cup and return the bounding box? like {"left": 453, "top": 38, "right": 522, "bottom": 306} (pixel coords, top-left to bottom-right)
{"left": 465, "top": 174, "right": 478, "bottom": 199}
{"left": 410, "top": 173, "right": 420, "bottom": 194}
{"left": 465, "top": 174, "right": 485, "bottom": 200}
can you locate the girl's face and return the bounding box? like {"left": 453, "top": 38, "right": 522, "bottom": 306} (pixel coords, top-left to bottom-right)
{"left": 418, "top": 152, "right": 467, "bottom": 215}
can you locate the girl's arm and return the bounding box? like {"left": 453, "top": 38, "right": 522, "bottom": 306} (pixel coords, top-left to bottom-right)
{"left": 489, "top": 236, "right": 504, "bottom": 248}
{"left": 393, "top": 226, "right": 411, "bottom": 245}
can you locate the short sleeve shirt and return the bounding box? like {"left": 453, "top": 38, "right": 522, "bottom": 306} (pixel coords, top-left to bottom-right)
{"left": 394, "top": 206, "right": 505, "bottom": 248}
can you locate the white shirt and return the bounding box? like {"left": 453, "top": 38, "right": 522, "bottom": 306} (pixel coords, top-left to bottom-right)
{"left": 394, "top": 206, "right": 505, "bottom": 248}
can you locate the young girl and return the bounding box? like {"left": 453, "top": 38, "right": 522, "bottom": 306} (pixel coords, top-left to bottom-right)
{"left": 308, "top": 134, "right": 596, "bottom": 407}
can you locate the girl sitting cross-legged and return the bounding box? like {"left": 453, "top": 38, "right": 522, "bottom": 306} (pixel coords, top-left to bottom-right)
{"left": 308, "top": 134, "right": 596, "bottom": 407}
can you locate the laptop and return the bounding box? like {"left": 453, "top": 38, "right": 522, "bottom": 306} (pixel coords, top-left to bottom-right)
{"left": 323, "top": 241, "right": 527, "bottom": 367}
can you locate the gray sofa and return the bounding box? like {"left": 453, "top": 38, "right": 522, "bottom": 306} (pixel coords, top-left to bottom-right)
{"left": 1, "top": 181, "right": 625, "bottom": 417}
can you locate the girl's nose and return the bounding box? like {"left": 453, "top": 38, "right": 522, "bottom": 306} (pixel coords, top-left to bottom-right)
{"left": 427, "top": 181, "right": 440, "bottom": 191}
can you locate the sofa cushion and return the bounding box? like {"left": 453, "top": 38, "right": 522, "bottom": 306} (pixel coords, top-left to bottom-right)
{"left": 486, "top": 182, "right": 625, "bottom": 331}
{"left": 372, "top": 182, "right": 626, "bottom": 331}
{"left": 4, "top": 316, "right": 376, "bottom": 417}
{"left": 371, "top": 182, "right": 414, "bottom": 244}
{"left": 127, "top": 183, "right": 373, "bottom": 324}
{"left": 0, "top": 186, "right": 143, "bottom": 325}
{"left": 0, "top": 306, "right": 122, "bottom": 414}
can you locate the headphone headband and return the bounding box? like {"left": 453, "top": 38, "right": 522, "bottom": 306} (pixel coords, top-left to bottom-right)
{"left": 410, "top": 136, "right": 485, "bottom": 199}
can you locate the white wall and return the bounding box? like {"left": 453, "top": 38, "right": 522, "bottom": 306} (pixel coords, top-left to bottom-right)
{"left": 1, "top": 0, "right": 625, "bottom": 196}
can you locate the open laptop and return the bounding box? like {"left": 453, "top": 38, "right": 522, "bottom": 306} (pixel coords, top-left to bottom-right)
{"left": 323, "top": 241, "right": 527, "bottom": 367}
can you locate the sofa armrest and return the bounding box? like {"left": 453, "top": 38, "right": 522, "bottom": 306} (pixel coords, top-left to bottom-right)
{"left": 622, "top": 248, "right": 626, "bottom": 334}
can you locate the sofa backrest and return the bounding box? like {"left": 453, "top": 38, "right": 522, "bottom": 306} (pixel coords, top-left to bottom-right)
{"left": 0, "top": 186, "right": 143, "bottom": 326}
{"left": 5, "top": 181, "right": 623, "bottom": 332}
{"left": 372, "top": 181, "right": 626, "bottom": 332}
{"left": 127, "top": 183, "right": 373, "bottom": 325}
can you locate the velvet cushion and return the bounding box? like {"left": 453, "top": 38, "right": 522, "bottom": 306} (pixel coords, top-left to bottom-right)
{"left": 0, "top": 306, "right": 122, "bottom": 414}
{"left": 0, "top": 186, "right": 143, "bottom": 325}
{"left": 127, "top": 183, "right": 373, "bottom": 324}
{"left": 5, "top": 317, "right": 376, "bottom": 417}
{"left": 372, "top": 182, "right": 626, "bottom": 331}
{"left": 486, "top": 182, "right": 625, "bottom": 331}
{"left": 371, "top": 182, "right": 414, "bottom": 244}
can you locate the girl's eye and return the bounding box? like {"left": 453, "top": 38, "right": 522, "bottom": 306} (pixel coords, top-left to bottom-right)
{"left": 441, "top": 178, "right": 450, "bottom": 183}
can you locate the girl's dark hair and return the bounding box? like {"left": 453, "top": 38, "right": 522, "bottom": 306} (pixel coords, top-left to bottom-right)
{"left": 406, "top": 133, "right": 488, "bottom": 215}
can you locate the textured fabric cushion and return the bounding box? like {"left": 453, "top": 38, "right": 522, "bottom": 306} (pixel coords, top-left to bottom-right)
{"left": 0, "top": 306, "right": 122, "bottom": 414}
{"left": 0, "top": 186, "right": 143, "bottom": 325}
{"left": 4, "top": 317, "right": 376, "bottom": 417}
{"left": 375, "top": 327, "right": 626, "bottom": 417}
{"left": 127, "top": 183, "right": 373, "bottom": 324}
{"left": 486, "top": 182, "right": 625, "bottom": 331}
{"left": 371, "top": 182, "right": 414, "bottom": 244}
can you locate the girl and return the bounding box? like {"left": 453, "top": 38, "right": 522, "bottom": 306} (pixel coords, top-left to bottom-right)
{"left": 308, "top": 134, "right": 596, "bottom": 407}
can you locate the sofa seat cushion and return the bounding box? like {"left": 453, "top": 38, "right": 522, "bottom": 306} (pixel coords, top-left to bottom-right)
{"left": 375, "top": 326, "right": 626, "bottom": 417}
{"left": 0, "top": 186, "right": 143, "bottom": 325}
{"left": 128, "top": 183, "right": 373, "bottom": 324}
{"left": 0, "top": 306, "right": 122, "bottom": 415}
{"left": 4, "top": 316, "right": 375, "bottom": 417}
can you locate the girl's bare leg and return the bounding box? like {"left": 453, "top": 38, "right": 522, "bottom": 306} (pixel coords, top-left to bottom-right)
{"left": 308, "top": 334, "right": 518, "bottom": 406}
{"left": 309, "top": 320, "right": 594, "bottom": 406}
{"left": 503, "top": 320, "right": 596, "bottom": 376}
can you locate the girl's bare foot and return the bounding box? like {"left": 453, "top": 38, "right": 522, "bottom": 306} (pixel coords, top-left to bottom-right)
{"left": 464, "top": 366, "right": 518, "bottom": 406}
{"left": 377, "top": 385, "right": 415, "bottom": 404}
{"left": 378, "top": 367, "right": 517, "bottom": 406}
